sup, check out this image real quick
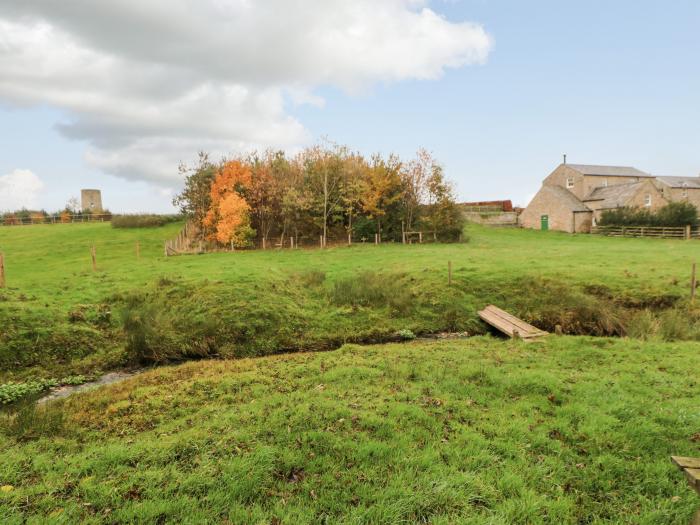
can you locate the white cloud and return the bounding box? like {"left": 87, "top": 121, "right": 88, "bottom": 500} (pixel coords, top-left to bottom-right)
{"left": 0, "top": 1, "right": 492, "bottom": 187}
{"left": 0, "top": 169, "right": 45, "bottom": 211}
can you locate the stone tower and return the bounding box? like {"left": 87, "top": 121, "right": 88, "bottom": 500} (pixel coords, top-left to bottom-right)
{"left": 81, "top": 189, "right": 103, "bottom": 212}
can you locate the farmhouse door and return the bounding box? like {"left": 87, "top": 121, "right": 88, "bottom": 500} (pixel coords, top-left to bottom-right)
{"left": 540, "top": 215, "right": 549, "bottom": 231}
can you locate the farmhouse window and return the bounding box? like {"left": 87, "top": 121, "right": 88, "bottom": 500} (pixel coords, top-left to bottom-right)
{"left": 566, "top": 177, "right": 574, "bottom": 189}
{"left": 644, "top": 194, "right": 652, "bottom": 207}
{"left": 602, "top": 179, "right": 608, "bottom": 187}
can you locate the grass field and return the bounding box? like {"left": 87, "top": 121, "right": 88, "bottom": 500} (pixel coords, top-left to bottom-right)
{"left": 1, "top": 222, "right": 699, "bottom": 383}
{"left": 1, "top": 223, "right": 700, "bottom": 522}
{"left": 1, "top": 337, "right": 699, "bottom": 523}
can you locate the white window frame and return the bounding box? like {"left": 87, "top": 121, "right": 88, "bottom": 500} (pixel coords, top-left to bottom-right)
{"left": 644, "top": 194, "right": 652, "bottom": 207}
{"left": 602, "top": 179, "right": 608, "bottom": 187}
{"left": 566, "top": 177, "right": 574, "bottom": 189}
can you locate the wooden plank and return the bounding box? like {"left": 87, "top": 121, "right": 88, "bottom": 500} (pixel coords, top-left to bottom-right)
{"left": 685, "top": 468, "right": 700, "bottom": 491}
{"left": 672, "top": 457, "right": 700, "bottom": 470}
{"left": 483, "top": 306, "right": 547, "bottom": 336}
{"left": 482, "top": 306, "right": 548, "bottom": 337}
{"left": 478, "top": 305, "right": 548, "bottom": 340}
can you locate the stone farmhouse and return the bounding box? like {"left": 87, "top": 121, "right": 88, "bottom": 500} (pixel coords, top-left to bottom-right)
{"left": 520, "top": 162, "right": 700, "bottom": 233}
{"left": 655, "top": 176, "right": 700, "bottom": 210}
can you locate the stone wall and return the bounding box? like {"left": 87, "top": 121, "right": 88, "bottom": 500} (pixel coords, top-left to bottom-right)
{"left": 463, "top": 211, "right": 519, "bottom": 226}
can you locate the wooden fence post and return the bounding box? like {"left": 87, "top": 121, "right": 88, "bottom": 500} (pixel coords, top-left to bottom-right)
{"left": 448, "top": 260, "right": 452, "bottom": 286}
{"left": 348, "top": 232, "right": 352, "bottom": 246}
{"left": 0, "top": 252, "right": 5, "bottom": 288}
{"left": 692, "top": 262, "right": 697, "bottom": 303}
{"left": 686, "top": 225, "right": 691, "bottom": 240}
{"left": 135, "top": 241, "right": 140, "bottom": 259}
{"left": 90, "top": 246, "right": 97, "bottom": 272}
{"left": 419, "top": 232, "right": 423, "bottom": 244}
{"left": 262, "top": 238, "right": 266, "bottom": 250}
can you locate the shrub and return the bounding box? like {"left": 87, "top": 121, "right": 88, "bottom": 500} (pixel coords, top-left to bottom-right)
{"left": 111, "top": 214, "right": 181, "bottom": 228}
{"left": 397, "top": 329, "right": 416, "bottom": 340}
{"left": 656, "top": 201, "right": 699, "bottom": 227}
{"left": 600, "top": 202, "right": 698, "bottom": 227}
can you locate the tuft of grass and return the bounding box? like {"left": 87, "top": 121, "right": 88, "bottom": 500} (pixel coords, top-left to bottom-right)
{"left": 329, "top": 271, "right": 414, "bottom": 315}
{"left": 1, "top": 402, "right": 65, "bottom": 441}
{"left": 296, "top": 269, "right": 326, "bottom": 287}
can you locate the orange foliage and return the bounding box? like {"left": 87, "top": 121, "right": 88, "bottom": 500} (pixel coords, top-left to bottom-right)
{"left": 203, "top": 160, "right": 252, "bottom": 232}
{"left": 210, "top": 160, "right": 252, "bottom": 204}
{"left": 60, "top": 211, "right": 72, "bottom": 223}
{"left": 204, "top": 160, "right": 254, "bottom": 245}
{"left": 215, "top": 192, "right": 251, "bottom": 246}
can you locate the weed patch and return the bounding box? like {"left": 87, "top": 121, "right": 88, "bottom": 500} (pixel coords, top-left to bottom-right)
{"left": 329, "top": 271, "right": 414, "bottom": 315}
{"left": 1, "top": 402, "right": 65, "bottom": 441}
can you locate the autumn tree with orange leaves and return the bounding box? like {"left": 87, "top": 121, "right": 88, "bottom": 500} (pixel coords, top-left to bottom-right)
{"left": 203, "top": 160, "right": 255, "bottom": 247}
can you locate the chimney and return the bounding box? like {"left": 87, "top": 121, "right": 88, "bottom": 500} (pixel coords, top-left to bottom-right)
{"left": 563, "top": 154, "right": 567, "bottom": 165}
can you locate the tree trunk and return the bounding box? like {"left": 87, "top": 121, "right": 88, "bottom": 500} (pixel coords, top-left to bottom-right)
{"left": 323, "top": 170, "right": 328, "bottom": 247}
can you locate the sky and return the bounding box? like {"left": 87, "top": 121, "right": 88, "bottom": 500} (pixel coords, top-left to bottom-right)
{"left": 0, "top": 0, "right": 699, "bottom": 213}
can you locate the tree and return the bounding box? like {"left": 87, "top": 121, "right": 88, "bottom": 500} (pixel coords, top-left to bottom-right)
{"left": 203, "top": 160, "right": 255, "bottom": 244}
{"left": 360, "top": 154, "right": 404, "bottom": 238}
{"left": 422, "top": 162, "right": 464, "bottom": 241}
{"left": 341, "top": 153, "right": 367, "bottom": 241}
{"left": 301, "top": 145, "right": 346, "bottom": 245}
{"left": 65, "top": 197, "right": 80, "bottom": 213}
{"left": 215, "top": 192, "right": 254, "bottom": 247}
{"left": 248, "top": 150, "right": 287, "bottom": 247}
{"left": 172, "top": 152, "right": 217, "bottom": 228}
{"left": 401, "top": 148, "right": 433, "bottom": 231}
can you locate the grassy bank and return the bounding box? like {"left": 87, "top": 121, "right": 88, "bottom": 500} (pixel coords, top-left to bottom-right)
{"left": 1, "top": 223, "right": 700, "bottom": 383}
{"left": 1, "top": 337, "right": 698, "bottom": 523}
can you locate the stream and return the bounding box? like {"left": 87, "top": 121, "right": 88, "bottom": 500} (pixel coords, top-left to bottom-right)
{"left": 37, "top": 370, "right": 145, "bottom": 405}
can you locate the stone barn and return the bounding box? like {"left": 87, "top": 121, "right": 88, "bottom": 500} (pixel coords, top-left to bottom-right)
{"left": 520, "top": 162, "right": 668, "bottom": 233}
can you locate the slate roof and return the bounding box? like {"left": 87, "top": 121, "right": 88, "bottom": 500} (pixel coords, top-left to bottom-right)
{"left": 583, "top": 181, "right": 651, "bottom": 209}
{"left": 566, "top": 164, "right": 653, "bottom": 178}
{"left": 544, "top": 185, "right": 590, "bottom": 212}
{"left": 655, "top": 176, "right": 700, "bottom": 189}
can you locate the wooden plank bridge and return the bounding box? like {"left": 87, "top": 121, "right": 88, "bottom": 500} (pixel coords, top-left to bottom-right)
{"left": 478, "top": 305, "right": 548, "bottom": 340}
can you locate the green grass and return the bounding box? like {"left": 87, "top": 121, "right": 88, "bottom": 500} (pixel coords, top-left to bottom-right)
{"left": 1, "top": 223, "right": 700, "bottom": 381}
{"left": 0, "top": 337, "right": 698, "bottom": 523}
